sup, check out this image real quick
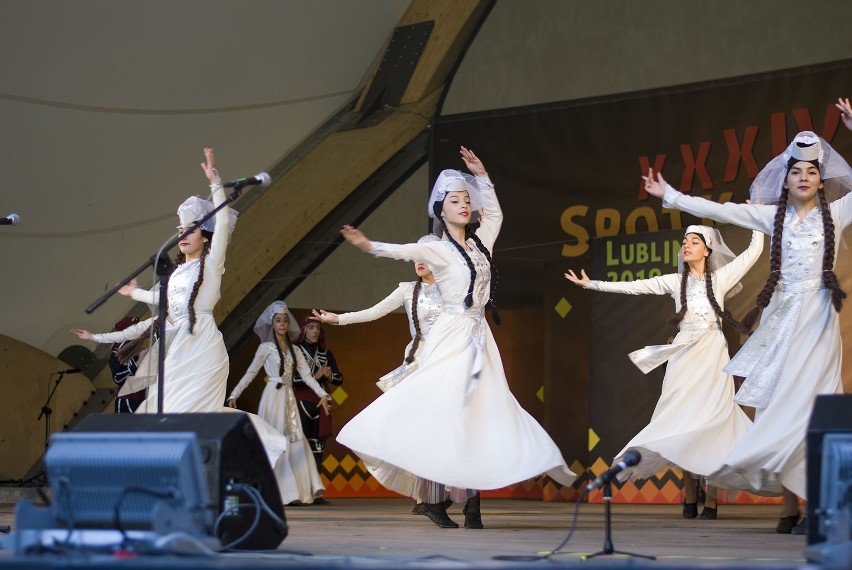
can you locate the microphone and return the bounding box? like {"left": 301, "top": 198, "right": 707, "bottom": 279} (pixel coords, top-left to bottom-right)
{"left": 222, "top": 172, "right": 271, "bottom": 189}
{"left": 585, "top": 450, "right": 641, "bottom": 491}
{"left": 0, "top": 213, "right": 21, "bottom": 226}
{"left": 57, "top": 369, "right": 82, "bottom": 374}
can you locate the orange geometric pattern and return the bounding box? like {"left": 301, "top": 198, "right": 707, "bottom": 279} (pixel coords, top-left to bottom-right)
{"left": 318, "top": 452, "right": 783, "bottom": 505}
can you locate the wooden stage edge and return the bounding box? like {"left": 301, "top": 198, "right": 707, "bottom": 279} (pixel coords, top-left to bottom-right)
{"left": 0, "top": 498, "right": 810, "bottom": 568}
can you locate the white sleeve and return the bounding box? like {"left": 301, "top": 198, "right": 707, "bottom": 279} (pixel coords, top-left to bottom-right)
{"left": 585, "top": 273, "right": 679, "bottom": 296}
{"left": 370, "top": 240, "right": 452, "bottom": 269}
{"left": 130, "top": 286, "right": 157, "bottom": 306}
{"left": 830, "top": 190, "right": 852, "bottom": 230}
{"left": 91, "top": 316, "right": 157, "bottom": 344}
{"left": 473, "top": 175, "right": 502, "bottom": 251}
{"left": 229, "top": 344, "right": 272, "bottom": 401}
{"left": 337, "top": 284, "right": 408, "bottom": 326}
{"left": 207, "top": 182, "right": 229, "bottom": 275}
{"left": 715, "top": 230, "right": 764, "bottom": 294}
{"left": 662, "top": 184, "right": 775, "bottom": 233}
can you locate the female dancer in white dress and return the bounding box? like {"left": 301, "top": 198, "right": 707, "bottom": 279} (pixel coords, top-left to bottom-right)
{"left": 227, "top": 301, "right": 331, "bottom": 504}
{"left": 72, "top": 148, "right": 289, "bottom": 485}
{"left": 313, "top": 239, "right": 447, "bottom": 515}
{"left": 565, "top": 226, "right": 762, "bottom": 519}
{"left": 643, "top": 108, "right": 852, "bottom": 532}
{"left": 312, "top": 235, "right": 443, "bottom": 393}
{"left": 336, "top": 147, "right": 576, "bottom": 529}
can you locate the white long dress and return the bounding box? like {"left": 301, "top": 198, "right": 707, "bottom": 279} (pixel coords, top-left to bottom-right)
{"left": 337, "top": 175, "right": 576, "bottom": 497}
{"left": 585, "top": 231, "right": 762, "bottom": 480}
{"left": 228, "top": 343, "right": 327, "bottom": 504}
{"left": 96, "top": 182, "right": 289, "bottom": 492}
{"left": 663, "top": 185, "right": 847, "bottom": 497}
{"left": 337, "top": 280, "right": 443, "bottom": 392}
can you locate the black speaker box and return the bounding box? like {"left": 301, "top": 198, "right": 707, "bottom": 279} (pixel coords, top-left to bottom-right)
{"left": 71, "top": 413, "right": 287, "bottom": 549}
{"left": 806, "top": 394, "right": 852, "bottom": 545}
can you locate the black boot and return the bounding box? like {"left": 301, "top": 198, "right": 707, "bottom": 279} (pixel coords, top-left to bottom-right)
{"left": 463, "top": 493, "right": 483, "bottom": 529}
{"left": 423, "top": 501, "right": 459, "bottom": 528}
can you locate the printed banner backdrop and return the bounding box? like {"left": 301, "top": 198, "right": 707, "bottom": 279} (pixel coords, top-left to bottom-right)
{"left": 427, "top": 59, "right": 852, "bottom": 503}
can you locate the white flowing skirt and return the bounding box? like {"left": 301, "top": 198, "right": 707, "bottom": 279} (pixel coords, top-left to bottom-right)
{"left": 337, "top": 311, "right": 576, "bottom": 497}
{"left": 615, "top": 329, "right": 752, "bottom": 481}
{"left": 257, "top": 381, "right": 325, "bottom": 504}
{"left": 708, "top": 288, "right": 843, "bottom": 497}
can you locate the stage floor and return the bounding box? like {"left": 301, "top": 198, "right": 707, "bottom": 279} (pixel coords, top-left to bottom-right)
{"left": 0, "top": 498, "right": 808, "bottom": 568}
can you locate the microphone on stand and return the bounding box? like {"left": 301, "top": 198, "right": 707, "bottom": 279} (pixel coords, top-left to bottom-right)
{"left": 222, "top": 173, "right": 271, "bottom": 189}
{"left": 0, "top": 213, "right": 21, "bottom": 226}
{"left": 585, "top": 450, "right": 642, "bottom": 491}
{"left": 57, "top": 369, "right": 82, "bottom": 375}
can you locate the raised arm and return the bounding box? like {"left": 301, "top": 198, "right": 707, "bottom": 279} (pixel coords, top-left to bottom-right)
{"left": 201, "top": 148, "right": 230, "bottom": 274}
{"left": 715, "top": 230, "right": 765, "bottom": 293}
{"left": 461, "top": 147, "right": 502, "bottom": 251}
{"left": 228, "top": 343, "right": 273, "bottom": 404}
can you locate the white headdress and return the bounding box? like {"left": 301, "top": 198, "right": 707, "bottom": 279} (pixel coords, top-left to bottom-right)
{"left": 427, "top": 169, "right": 483, "bottom": 218}
{"left": 177, "top": 195, "right": 239, "bottom": 237}
{"left": 749, "top": 131, "right": 852, "bottom": 205}
{"left": 428, "top": 170, "right": 483, "bottom": 236}
{"left": 679, "top": 225, "right": 742, "bottom": 298}
{"left": 253, "top": 301, "right": 300, "bottom": 343}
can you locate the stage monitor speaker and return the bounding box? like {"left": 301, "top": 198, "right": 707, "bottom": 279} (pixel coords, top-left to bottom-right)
{"left": 806, "top": 394, "right": 852, "bottom": 546}
{"left": 71, "top": 413, "right": 287, "bottom": 550}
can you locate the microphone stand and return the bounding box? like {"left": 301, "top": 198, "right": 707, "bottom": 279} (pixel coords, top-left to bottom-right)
{"left": 581, "top": 479, "right": 655, "bottom": 561}
{"left": 23, "top": 372, "right": 66, "bottom": 485}
{"left": 85, "top": 183, "right": 248, "bottom": 414}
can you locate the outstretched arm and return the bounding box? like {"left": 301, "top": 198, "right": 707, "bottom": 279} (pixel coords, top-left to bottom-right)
{"left": 71, "top": 316, "right": 157, "bottom": 344}
{"left": 569, "top": 269, "right": 679, "bottom": 296}
{"left": 340, "top": 225, "right": 451, "bottom": 269}
{"left": 644, "top": 169, "right": 774, "bottom": 233}
{"left": 320, "top": 284, "right": 407, "bottom": 326}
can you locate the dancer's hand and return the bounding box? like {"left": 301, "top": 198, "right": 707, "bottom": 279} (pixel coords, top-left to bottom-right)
{"left": 340, "top": 225, "right": 372, "bottom": 252}
{"left": 70, "top": 328, "right": 94, "bottom": 341}
{"left": 201, "top": 147, "right": 221, "bottom": 185}
{"left": 837, "top": 98, "right": 852, "bottom": 131}
{"left": 118, "top": 278, "right": 138, "bottom": 297}
{"left": 642, "top": 168, "right": 667, "bottom": 198}
{"left": 460, "top": 146, "right": 487, "bottom": 177}
{"left": 319, "top": 395, "right": 331, "bottom": 415}
{"left": 312, "top": 309, "right": 340, "bottom": 325}
{"left": 226, "top": 398, "right": 237, "bottom": 409}
{"left": 564, "top": 269, "right": 590, "bottom": 288}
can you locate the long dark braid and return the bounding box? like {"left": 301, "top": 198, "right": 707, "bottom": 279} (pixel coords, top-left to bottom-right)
{"left": 405, "top": 279, "right": 423, "bottom": 364}
{"left": 703, "top": 261, "right": 750, "bottom": 334}
{"left": 817, "top": 188, "right": 847, "bottom": 311}
{"left": 740, "top": 188, "right": 789, "bottom": 331}
{"left": 468, "top": 233, "right": 501, "bottom": 325}
{"left": 667, "top": 267, "right": 690, "bottom": 328}
{"left": 186, "top": 231, "right": 213, "bottom": 335}
{"left": 668, "top": 254, "right": 748, "bottom": 334}
{"left": 273, "top": 336, "right": 299, "bottom": 390}
{"left": 433, "top": 201, "right": 476, "bottom": 308}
